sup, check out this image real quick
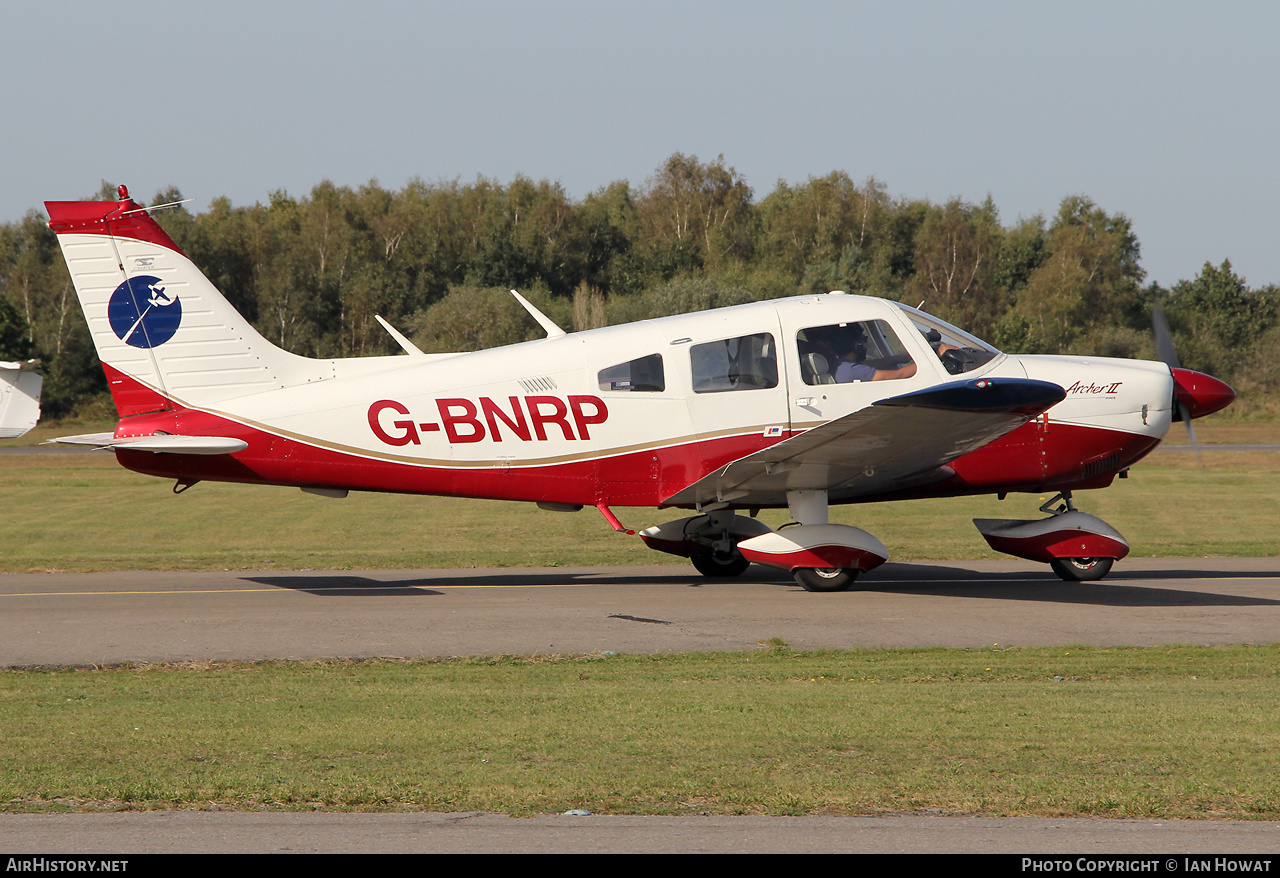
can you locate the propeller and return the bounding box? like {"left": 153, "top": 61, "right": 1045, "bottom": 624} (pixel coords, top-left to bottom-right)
{"left": 1152, "top": 305, "right": 1202, "bottom": 468}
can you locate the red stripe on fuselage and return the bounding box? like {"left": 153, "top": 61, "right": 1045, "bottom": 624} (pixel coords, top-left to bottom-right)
{"left": 106, "top": 378, "right": 1161, "bottom": 507}
{"left": 112, "top": 399, "right": 785, "bottom": 507}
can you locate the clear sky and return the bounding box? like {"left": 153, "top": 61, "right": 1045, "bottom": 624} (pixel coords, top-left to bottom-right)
{"left": 4, "top": 1, "right": 1277, "bottom": 288}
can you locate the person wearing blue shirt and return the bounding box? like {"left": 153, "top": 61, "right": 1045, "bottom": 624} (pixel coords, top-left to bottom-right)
{"left": 833, "top": 325, "right": 917, "bottom": 382}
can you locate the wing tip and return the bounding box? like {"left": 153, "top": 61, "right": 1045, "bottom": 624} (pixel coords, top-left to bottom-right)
{"left": 878, "top": 377, "right": 1065, "bottom": 415}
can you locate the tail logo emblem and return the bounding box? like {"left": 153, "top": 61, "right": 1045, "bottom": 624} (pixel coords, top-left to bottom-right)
{"left": 108, "top": 275, "right": 182, "bottom": 348}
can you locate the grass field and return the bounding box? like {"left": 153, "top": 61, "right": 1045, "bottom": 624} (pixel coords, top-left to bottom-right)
{"left": 2, "top": 647, "right": 1278, "bottom": 818}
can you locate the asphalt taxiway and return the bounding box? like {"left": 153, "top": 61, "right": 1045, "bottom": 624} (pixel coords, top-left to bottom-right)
{"left": 1, "top": 811, "right": 1277, "bottom": 854}
{"left": 2, "top": 557, "right": 1277, "bottom": 667}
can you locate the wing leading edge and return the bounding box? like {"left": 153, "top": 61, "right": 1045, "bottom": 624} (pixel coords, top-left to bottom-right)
{"left": 662, "top": 377, "right": 1066, "bottom": 509}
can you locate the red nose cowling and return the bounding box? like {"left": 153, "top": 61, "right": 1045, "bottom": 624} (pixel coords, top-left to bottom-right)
{"left": 1171, "top": 368, "right": 1236, "bottom": 419}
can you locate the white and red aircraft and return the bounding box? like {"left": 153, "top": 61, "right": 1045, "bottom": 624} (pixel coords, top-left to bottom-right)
{"left": 44, "top": 187, "right": 1235, "bottom": 590}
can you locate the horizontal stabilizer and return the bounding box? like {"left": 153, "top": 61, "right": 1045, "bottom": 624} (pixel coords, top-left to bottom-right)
{"left": 48, "top": 432, "right": 248, "bottom": 455}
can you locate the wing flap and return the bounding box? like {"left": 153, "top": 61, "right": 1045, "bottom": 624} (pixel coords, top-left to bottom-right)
{"left": 663, "top": 377, "right": 1065, "bottom": 508}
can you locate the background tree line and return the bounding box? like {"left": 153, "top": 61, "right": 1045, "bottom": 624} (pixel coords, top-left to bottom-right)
{"left": 2, "top": 153, "right": 1275, "bottom": 419}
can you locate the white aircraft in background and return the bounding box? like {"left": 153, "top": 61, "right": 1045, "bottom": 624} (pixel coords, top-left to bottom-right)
{"left": 0, "top": 361, "right": 42, "bottom": 439}
{"left": 43, "top": 186, "right": 1234, "bottom": 590}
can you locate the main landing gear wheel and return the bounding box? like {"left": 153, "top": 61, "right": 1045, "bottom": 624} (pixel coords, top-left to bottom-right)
{"left": 691, "top": 549, "right": 751, "bottom": 578}
{"left": 1049, "top": 557, "right": 1114, "bottom": 582}
{"left": 793, "top": 567, "right": 858, "bottom": 592}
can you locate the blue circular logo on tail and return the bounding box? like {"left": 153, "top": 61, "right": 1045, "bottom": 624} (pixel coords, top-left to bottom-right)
{"left": 108, "top": 275, "right": 182, "bottom": 348}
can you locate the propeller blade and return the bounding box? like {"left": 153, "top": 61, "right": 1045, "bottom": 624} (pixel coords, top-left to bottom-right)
{"left": 1154, "top": 306, "right": 1216, "bottom": 469}
{"left": 1180, "top": 401, "right": 1203, "bottom": 470}
{"left": 1152, "top": 305, "right": 1181, "bottom": 370}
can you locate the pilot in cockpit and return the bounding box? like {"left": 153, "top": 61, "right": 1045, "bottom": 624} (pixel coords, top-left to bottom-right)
{"left": 832, "top": 324, "right": 917, "bottom": 383}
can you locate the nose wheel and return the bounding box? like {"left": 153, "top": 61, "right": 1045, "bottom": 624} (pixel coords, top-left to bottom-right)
{"left": 1049, "top": 557, "right": 1114, "bottom": 582}
{"left": 975, "top": 491, "right": 1129, "bottom": 583}
{"left": 793, "top": 567, "right": 859, "bottom": 592}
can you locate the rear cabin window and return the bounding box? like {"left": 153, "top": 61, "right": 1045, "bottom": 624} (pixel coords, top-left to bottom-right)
{"left": 690, "top": 332, "right": 778, "bottom": 393}
{"left": 598, "top": 354, "right": 665, "bottom": 392}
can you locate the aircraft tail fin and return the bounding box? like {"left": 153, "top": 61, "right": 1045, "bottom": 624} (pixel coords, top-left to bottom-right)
{"left": 45, "top": 186, "right": 324, "bottom": 417}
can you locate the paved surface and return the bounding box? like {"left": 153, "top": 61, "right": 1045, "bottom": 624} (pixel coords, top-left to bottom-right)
{"left": 3, "top": 557, "right": 1278, "bottom": 854}
{"left": 2, "top": 558, "right": 1278, "bottom": 666}
{"left": 0, "top": 812, "right": 1277, "bottom": 854}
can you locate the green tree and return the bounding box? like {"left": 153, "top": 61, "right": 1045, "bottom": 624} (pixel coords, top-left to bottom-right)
{"left": 606, "top": 276, "right": 763, "bottom": 325}
{"left": 148, "top": 185, "right": 196, "bottom": 250}
{"left": 0, "top": 211, "right": 106, "bottom": 415}
{"left": 0, "top": 213, "right": 65, "bottom": 356}
{"left": 903, "top": 197, "right": 1003, "bottom": 339}
{"left": 407, "top": 284, "right": 569, "bottom": 353}
{"left": 1165, "top": 260, "right": 1277, "bottom": 378}
{"left": 0, "top": 294, "right": 30, "bottom": 360}
{"left": 251, "top": 189, "right": 322, "bottom": 354}
{"left": 1013, "top": 196, "right": 1144, "bottom": 353}
{"left": 991, "top": 215, "right": 1049, "bottom": 297}
{"left": 188, "top": 195, "right": 261, "bottom": 322}
{"left": 577, "top": 181, "right": 637, "bottom": 295}
{"left": 12, "top": 162, "right": 1280, "bottom": 418}
{"left": 758, "top": 173, "right": 895, "bottom": 295}
{"left": 1170, "top": 260, "right": 1269, "bottom": 349}
{"left": 633, "top": 153, "right": 755, "bottom": 274}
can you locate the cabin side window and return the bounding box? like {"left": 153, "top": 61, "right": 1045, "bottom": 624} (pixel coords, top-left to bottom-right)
{"left": 598, "top": 354, "right": 665, "bottom": 392}
{"left": 797, "top": 320, "right": 916, "bottom": 385}
{"left": 690, "top": 332, "right": 778, "bottom": 393}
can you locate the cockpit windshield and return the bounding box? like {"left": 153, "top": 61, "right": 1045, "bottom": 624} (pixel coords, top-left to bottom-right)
{"left": 895, "top": 303, "right": 1002, "bottom": 375}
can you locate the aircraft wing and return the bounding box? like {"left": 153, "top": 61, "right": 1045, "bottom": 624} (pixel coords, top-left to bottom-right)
{"left": 662, "top": 377, "right": 1066, "bottom": 509}
{"left": 47, "top": 432, "right": 248, "bottom": 455}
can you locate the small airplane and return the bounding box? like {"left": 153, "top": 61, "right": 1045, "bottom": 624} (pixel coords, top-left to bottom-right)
{"left": 43, "top": 186, "right": 1235, "bottom": 590}
{"left": 0, "top": 361, "right": 42, "bottom": 439}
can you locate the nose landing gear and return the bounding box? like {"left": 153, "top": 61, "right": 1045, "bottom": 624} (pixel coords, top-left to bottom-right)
{"left": 792, "top": 566, "right": 859, "bottom": 592}
{"left": 974, "top": 491, "right": 1130, "bottom": 582}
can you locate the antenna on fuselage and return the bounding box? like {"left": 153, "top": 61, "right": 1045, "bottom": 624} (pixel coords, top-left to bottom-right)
{"left": 510, "top": 289, "right": 566, "bottom": 339}
{"left": 375, "top": 315, "right": 428, "bottom": 357}
{"left": 120, "top": 198, "right": 196, "bottom": 216}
